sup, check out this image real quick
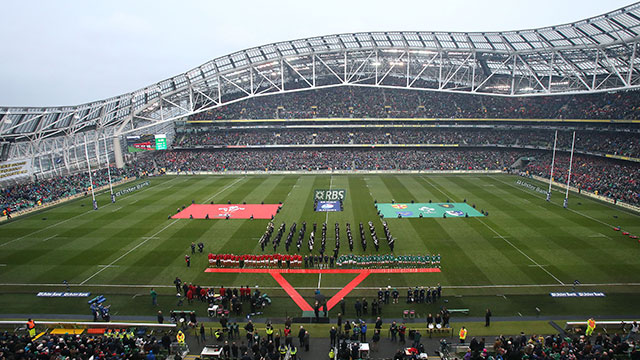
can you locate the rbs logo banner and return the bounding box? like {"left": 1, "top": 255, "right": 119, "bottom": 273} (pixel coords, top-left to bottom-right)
{"left": 314, "top": 189, "right": 346, "bottom": 201}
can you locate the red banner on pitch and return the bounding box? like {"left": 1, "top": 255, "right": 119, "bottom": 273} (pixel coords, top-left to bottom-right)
{"left": 172, "top": 204, "right": 280, "bottom": 219}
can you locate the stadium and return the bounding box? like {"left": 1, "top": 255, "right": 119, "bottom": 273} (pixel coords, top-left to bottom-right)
{"left": 1, "top": 2, "right": 640, "bottom": 359}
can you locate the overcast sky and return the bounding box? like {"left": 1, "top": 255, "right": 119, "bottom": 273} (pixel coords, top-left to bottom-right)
{"left": 0, "top": 0, "right": 634, "bottom": 107}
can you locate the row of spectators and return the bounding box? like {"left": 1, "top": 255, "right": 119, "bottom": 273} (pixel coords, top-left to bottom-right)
{"left": 3, "top": 147, "right": 638, "bottom": 215}
{"left": 154, "top": 149, "right": 639, "bottom": 205}
{"left": 153, "top": 149, "right": 521, "bottom": 172}
{"left": 525, "top": 153, "right": 639, "bottom": 205}
{"left": 175, "top": 128, "right": 640, "bottom": 157}
{"left": 190, "top": 86, "right": 640, "bottom": 121}
{"left": 0, "top": 161, "right": 153, "bottom": 214}
{"left": 486, "top": 331, "right": 640, "bottom": 360}
{"left": 0, "top": 331, "right": 171, "bottom": 359}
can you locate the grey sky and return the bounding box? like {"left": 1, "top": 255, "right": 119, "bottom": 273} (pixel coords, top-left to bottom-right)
{"left": 0, "top": 0, "right": 634, "bottom": 107}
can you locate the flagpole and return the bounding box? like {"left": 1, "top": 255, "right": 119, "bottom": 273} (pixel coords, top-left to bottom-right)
{"left": 102, "top": 135, "right": 115, "bottom": 203}
{"left": 84, "top": 135, "right": 98, "bottom": 210}
{"left": 546, "top": 130, "right": 558, "bottom": 201}
{"left": 563, "top": 131, "right": 576, "bottom": 209}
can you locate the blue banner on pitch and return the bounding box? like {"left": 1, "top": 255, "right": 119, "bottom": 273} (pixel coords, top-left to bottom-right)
{"left": 315, "top": 201, "right": 342, "bottom": 212}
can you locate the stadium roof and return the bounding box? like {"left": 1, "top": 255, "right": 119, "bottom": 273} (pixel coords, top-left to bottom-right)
{"left": 2, "top": 3, "right": 640, "bottom": 141}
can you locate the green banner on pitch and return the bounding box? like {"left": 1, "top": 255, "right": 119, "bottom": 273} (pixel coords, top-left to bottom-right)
{"left": 375, "top": 203, "right": 484, "bottom": 218}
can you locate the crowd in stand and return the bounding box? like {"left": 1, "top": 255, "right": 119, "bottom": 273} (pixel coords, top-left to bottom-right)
{"left": 0, "top": 164, "right": 151, "bottom": 214}
{"left": 484, "top": 331, "right": 640, "bottom": 360}
{"left": 525, "top": 153, "right": 640, "bottom": 205}
{"left": 191, "top": 86, "right": 640, "bottom": 121}
{"left": 175, "top": 127, "right": 640, "bottom": 158}
{"left": 3, "top": 145, "right": 638, "bottom": 215}
{"left": 152, "top": 148, "right": 640, "bottom": 205}
{"left": 152, "top": 148, "right": 521, "bottom": 172}
{"left": 0, "top": 330, "right": 171, "bottom": 359}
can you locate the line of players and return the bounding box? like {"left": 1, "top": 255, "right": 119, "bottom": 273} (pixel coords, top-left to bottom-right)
{"left": 258, "top": 220, "right": 396, "bottom": 256}
{"left": 336, "top": 254, "right": 441, "bottom": 268}
{"left": 208, "top": 253, "right": 303, "bottom": 268}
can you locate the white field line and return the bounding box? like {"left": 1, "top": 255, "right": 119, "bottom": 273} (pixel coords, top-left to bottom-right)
{"left": 203, "top": 177, "right": 245, "bottom": 203}
{"left": 490, "top": 175, "right": 640, "bottom": 225}
{"left": 0, "top": 177, "right": 182, "bottom": 248}
{"left": 3, "top": 282, "right": 640, "bottom": 290}
{"left": 588, "top": 234, "right": 610, "bottom": 238}
{"left": 325, "top": 176, "right": 333, "bottom": 224}
{"left": 478, "top": 218, "right": 565, "bottom": 285}
{"left": 81, "top": 176, "right": 245, "bottom": 285}
{"left": 0, "top": 213, "right": 87, "bottom": 248}
{"left": 41, "top": 235, "right": 57, "bottom": 242}
{"left": 79, "top": 219, "right": 179, "bottom": 285}
{"left": 421, "top": 176, "right": 565, "bottom": 285}
{"left": 318, "top": 273, "right": 322, "bottom": 289}
{"left": 282, "top": 177, "right": 302, "bottom": 205}
{"left": 421, "top": 176, "right": 451, "bottom": 201}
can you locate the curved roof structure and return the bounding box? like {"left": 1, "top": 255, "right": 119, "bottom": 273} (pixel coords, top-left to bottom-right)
{"left": 2, "top": 3, "right": 640, "bottom": 142}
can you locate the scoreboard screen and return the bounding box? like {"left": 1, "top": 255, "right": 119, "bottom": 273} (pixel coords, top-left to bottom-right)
{"left": 127, "top": 134, "right": 167, "bottom": 152}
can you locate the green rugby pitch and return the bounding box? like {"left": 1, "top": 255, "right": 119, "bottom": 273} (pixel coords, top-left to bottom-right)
{"left": 0, "top": 173, "right": 639, "bottom": 320}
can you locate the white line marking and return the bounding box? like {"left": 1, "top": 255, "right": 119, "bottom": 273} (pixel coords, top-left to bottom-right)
{"left": 80, "top": 176, "right": 243, "bottom": 285}
{"left": 41, "top": 235, "right": 57, "bottom": 242}
{"left": 111, "top": 207, "right": 122, "bottom": 212}
{"left": 0, "top": 177, "right": 182, "bottom": 248}
{"left": 142, "top": 237, "right": 159, "bottom": 239}
{"left": 80, "top": 219, "right": 180, "bottom": 285}
{"left": 325, "top": 176, "right": 333, "bottom": 224}
{"left": 490, "top": 176, "right": 640, "bottom": 223}
{"left": 0, "top": 264, "right": 6, "bottom": 267}
{"left": 0, "top": 213, "right": 85, "bottom": 248}
{"left": 421, "top": 176, "right": 450, "bottom": 200}
{"left": 478, "top": 218, "right": 565, "bottom": 285}
{"left": 203, "top": 177, "right": 245, "bottom": 203}
{"left": 130, "top": 200, "right": 139, "bottom": 204}
{"left": 527, "top": 264, "right": 549, "bottom": 267}
{"left": 98, "top": 265, "right": 121, "bottom": 268}
{"left": 317, "top": 273, "right": 322, "bottom": 289}
{"left": 421, "top": 175, "right": 566, "bottom": 286}
{"left": 3, "top": 282, "right": 640, "bottom": 290}
{"left": 588, "top": 234, "right": 609, "bottom": 238}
